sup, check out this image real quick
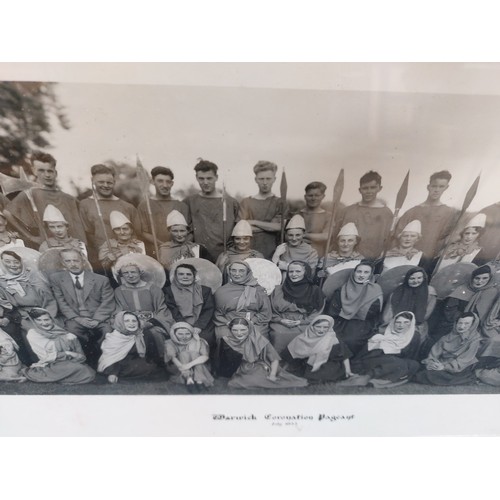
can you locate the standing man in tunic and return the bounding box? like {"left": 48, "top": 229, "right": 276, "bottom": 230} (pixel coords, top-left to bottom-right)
{"left": 238, "top": 161, "right": 284, "bottom": 259}
{"left": 4, "top": 151, "right": 87, "bottom": 249}
{"left": 79, "top": 164, "right": 140, "bottom": 269}
{"left": 338, "top": 171, "right": 393, "bottom": 260}
{"left": 183, "top": 159, "right": 239, "bottom": 263}
{"left": 395, "top": 170, "right": 458, "bottom": 267}
{"left": 137, "top": 166, "right": 191, "bottom": 258}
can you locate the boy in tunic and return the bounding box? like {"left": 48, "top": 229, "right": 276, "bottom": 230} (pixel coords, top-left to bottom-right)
{"left": 137, "top": 166, "right": 191, "bottom": 257}
{"left": 238, "top": 161, "right": 284, "bottom": 259}
{"left": 300, "top": 181, "right": 332, "bottom": 256}
{"left": 183, "top": 159, "right": 239, "bottom": 263}
{"left": 4, "top": 151, "right": 87, "bottom": 249}
{"left": 338, "top": 171, "right": 393, "bottom": 260}
{"left": 395, "top": 170, "right": 459, "bottom": 262}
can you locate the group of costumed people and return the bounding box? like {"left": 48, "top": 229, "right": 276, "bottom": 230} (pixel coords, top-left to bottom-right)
{"left": 4, "top": 155, "right": 500, "bottom": 392}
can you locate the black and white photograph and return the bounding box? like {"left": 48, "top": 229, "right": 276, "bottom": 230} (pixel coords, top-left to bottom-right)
{"left": 2, "top": 62, "right": 500, "bottom": 436}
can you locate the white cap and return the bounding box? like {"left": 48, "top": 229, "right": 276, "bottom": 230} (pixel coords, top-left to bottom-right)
{"left": 43, "top": 204, "right": 67, "bottom": 223}
{"left": 401, "top": 219, "right": 421, "bottom": 235}
{"left": 286, "top": 214, "right": 306, "bottom": 230}
{"left": 110, "top": 210, "right": 131, "bottom": 230}
{"left": 166, "top": 210, "right": 188, "bottom": 228}
{"left": 465, "top": 213, "right": 486, "bottom": 229}
{"left": 232, "top": 220, "right": 253, "bottom": 237}
{"left": 337, "top": 222, "right": 359, "bottom": 238}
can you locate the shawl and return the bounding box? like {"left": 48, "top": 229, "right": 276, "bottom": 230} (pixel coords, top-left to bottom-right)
{"left": 287, "top": 315, "right": 339, "bottom": 372}
{"left": 99, "top": 238, "right": 145, "bottom": 261}
{"left": 0, "top": 327, "right": 18, "bottom": 351}
{"left": 339, "top": 265, "right": 383, "bottom": 320}
{"left": 228, "top": 261, "right": 260, "bottom": 311}
{"left": 27, "top": 307, "right": 77, "bottom": 366}
{"left": 170, "top": 274, "right": 204, "bottom": 325}
{"left": 281, "top": 242, "right": 318, "bottom": 265}
{"left": 443, "top": 240, "right": 481, "bottom": 259}
{"left": 368, "top": 312, "right": 416, "bottom": 354}
{"left": 0, "top": 260, "right": 31, "bottom": 297}
{"left": 166, "top": 321, "right": 204, "bottom": 357}
{"left": 325, "top": 250, "right": 363, "bottom": 265}
{"left": 390, "top": 267, "right": 429, "bottom": 323}
{"left": 426, "top": 314, "right": 481, "bottom": 372}
{"left": 224, "top": 320, "right": 270, "bottom": 363}
{"left": 282, "top": 261, "right": 324, "bottom": 314}
{"left": 159, "top": 240, "right": 198, "bottom": 269}
{"left": 447, "top": 265, "right": 497, "bottom": 319}
{"left": 385, "top": 246, "right": 421, "bottom": 259}
{"left": 97, "top": 312, "right": 146, "bottom": 372}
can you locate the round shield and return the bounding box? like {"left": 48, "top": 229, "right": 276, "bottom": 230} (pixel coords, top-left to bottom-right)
{"left": 430, "top": 262, "right": 478, "bottom": 299}
{"left": 113, "top": 254, "right": 166, "bottom": 289}
{"left": 169, "top": 258, "right": 222, "bottom": 293}
{"left": 322, "top": 268, "right": 352, "bottom": 300}
{"left": 245, "top": 258, "right": 282, "bottom": 295}
{"left": 0, "top": 246, "right": 41, "bottom": 272}
{"left": 377, "top": 265, "right": 415, "bottom": 299}
{"left": 38, "top": 248, "right": 93, "bottom": 277}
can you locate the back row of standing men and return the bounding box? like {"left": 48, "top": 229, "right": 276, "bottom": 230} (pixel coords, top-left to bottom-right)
{"left": 2, "top": 152, "right": 500, "bottom": 271}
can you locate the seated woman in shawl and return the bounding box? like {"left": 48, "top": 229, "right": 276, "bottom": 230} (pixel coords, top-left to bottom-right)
{"left": 163, "top": 263, "right": 215, "bottom": 347}
{"left": 215, "top": 220, "right": 264, "bottom": 278}
{"left": 433, "top": 213, "right": 487, "bottom": 273}
{"left": 164, "top": 321, "right": 214, "bottom": 393}
{"left": 97, "top": 311, "right": 157, "bottom": 383}
{"left": 0, "top": 250, "right": 58, "bottom": 365}
{"left": 0, "top": 210, "right": 24, "bottom": 251}
{"left": 271, "top": 215, "right": 319, "bottom": 280}
{"left": 98, "top": 211, "right": 145, "bottom": 271}
{"left": 38, "top": 204, "right": 87, "bottom": 256}
{"left": 414, "top": 312, "right": 481, "bottom": 385}
{"left": 281, "top": 315, "right": 353, "bottom": 384}
{"left": 430, "top": 264, "right": 497, "bottom": 343}
{"left": 215, "top": 317, "right": 307, "bottom": 389}
{"left": 114, "top": 261, "right": 173, "bottom": 366}
{"left": 158, "top": 210, "right": 210, "bottom": 271}
{"left": 350, "top": 311, "right": 421, "bottom": 388}
{"left": 213, "top": 261, "right": 272, "bottom": 340}
{"left": 380, "top": 266, "right": 437, "bottom": 349}
{"left": 320, "top": 222, "right": 364, "bottom": 277}
{"left": 0, "top": 328, "right": 27, "bottom": 382}
{"left": 24, "top": 307, "right": 96, "bottom": 384}
{"left": 383, "top": 220, "right": 423, "bottom": 272}
{"left": 269, "top": 260, "right": 325, "bottom": 354}
{"left": 324, "top": 261, "right": 383, "bottom": 356}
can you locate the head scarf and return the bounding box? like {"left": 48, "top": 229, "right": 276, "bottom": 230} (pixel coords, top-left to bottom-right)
{"left": 287, "top": 315, "right": 339, "bottom": 372}
{"left": 228, "top": 261, "right": 260, "bottom": 311}
{"left": 224, "top": 319, "right": 269, "bottom": 363}
{"left": 0, "top": 252, "right": 30, "bottom": 296}
{"left": 167, "top": 321, "right": 203, "bottom": 355}
{"left": 390, "top": 267, "right": 429, "bottom": 324}
{"left": 339, "top": 263, "right": 383, "bottom": 320}
{"left": 447, "top": 265, "right": 497, "bottom": 319}
{"left": 368, "top": 311, "right": 416, "bottom": 354}
{"left": 98, "top": 311, "right": 146, "bottom": 373}
{"left": 27, "top": 307, "right": 76, "bottom": 365}
{"left": 282, "top": 261, "right": 324, "bottom": 314}
{"left": 170, "top": 267, "right": 204, "bottom": 325}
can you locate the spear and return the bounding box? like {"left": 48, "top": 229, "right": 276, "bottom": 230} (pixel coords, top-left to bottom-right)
{"left": 91, "top": 183, "right": 113, "bottom": 259}
{"left": 318, "top": 168, "right": 344, "bottom": 285}
{"left": 280, "top": 168, "right": 287, "bottom": 243}
{"left": 136, "top": 154, "right": 160, "bottom": 259}
{"left": 222, "top": 179, "right": 228, "bottom": 253}
{"left": 432, "top": 173, "right": 481, "bottom": 277}
{"left": 21, "top": 166, "right": 49, "bottom": 242}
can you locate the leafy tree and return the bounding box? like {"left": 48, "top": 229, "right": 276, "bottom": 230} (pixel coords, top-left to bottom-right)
{"left": 0, "top": 81, "right": 70, "bottom": 173}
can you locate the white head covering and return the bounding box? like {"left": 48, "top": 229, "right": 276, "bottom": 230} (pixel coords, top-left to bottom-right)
{"left": 43, "top": 204, "right": 67, "bottom": 223}
{"left": 465, "top": 213, "right": 486, "bottom": 229}
{"left": 337, "top": 222, "right": 359, "bottom": 237}
{"left": 231, "top": 220, "right": 253, "bottom": 237}
{"left": 110, "top": 211, "right": 131, "bottom": 230}
{"left": 401, "top": 220, "right": 421, "bottom": 235}
{"left": 286, "top": 214, "right": 306, "bottom": 230}
{"left": 167, "top": 210, "right": 188, "bottom": 228}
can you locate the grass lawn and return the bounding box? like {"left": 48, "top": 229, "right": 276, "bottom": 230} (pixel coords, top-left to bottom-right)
{"left": 1, "top": 373, "right": 500, "bottom": 396}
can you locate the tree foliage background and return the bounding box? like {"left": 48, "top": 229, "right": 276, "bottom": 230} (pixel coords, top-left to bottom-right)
{"left": 0, "top": 81, "right": 70, "bottom": 174}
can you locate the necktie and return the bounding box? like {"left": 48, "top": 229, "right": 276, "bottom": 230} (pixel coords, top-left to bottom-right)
{"left": 74, "top": 275, "right": 82, "bottom": 290}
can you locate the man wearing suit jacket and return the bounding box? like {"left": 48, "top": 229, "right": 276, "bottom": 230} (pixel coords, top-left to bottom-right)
{"left": 49, "top": 248, "right": 115, "bottom": 367}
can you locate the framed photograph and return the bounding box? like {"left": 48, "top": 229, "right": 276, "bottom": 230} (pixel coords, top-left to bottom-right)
{"left": 1, "top": 63, "right": 500, "bottom": 436}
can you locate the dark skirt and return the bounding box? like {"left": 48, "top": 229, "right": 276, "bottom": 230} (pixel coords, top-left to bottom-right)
{"left": 413, "top": 365, "right": 477, "bottom": 386}
{"left": 102, "top": 352, "right": 156, "bottom": 379}
{"left": 335, "top": 317, "right": 374, "bottom": 356}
